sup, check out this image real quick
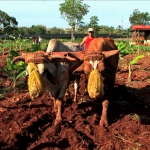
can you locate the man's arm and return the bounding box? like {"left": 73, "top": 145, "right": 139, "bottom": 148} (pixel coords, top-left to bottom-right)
{"left": 80, "top": 36, "right": 87, "bottom": 47}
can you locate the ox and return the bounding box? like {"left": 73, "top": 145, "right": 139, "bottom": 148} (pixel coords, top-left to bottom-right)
{"left": 70, "top": 37, "right": 119, "bottom": 128}
{"left": 12, "top": 38, "right": 83, "bottom": 125}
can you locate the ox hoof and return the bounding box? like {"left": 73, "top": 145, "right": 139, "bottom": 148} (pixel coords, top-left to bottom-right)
{"left": 99, "top": 119, "right": 108, "bottom": 129}
{"left": 54, "top": 118, "right": 62, "bottom": 126}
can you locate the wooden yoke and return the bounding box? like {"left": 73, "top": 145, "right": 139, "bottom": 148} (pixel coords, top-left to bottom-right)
{"left": 12, "top": 50, "right": 85, "bottom": 64}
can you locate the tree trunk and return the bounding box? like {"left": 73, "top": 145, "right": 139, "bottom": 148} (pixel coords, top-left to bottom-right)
{"left": 71, "top": 24, "right": 75, "bottom": 42}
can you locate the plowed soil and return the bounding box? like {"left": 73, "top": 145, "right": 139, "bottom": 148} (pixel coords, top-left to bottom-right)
{"left": 0, "top": 52, "right": 150, "bottom": 150}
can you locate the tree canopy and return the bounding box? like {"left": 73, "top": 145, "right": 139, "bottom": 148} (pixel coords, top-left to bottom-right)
{"left": 29, "top": 25, "right": 47, "bottom": 34}
{"left": 88, "top": 15, "right": 100, "bottom": 37}
{"left": 0, "top": 10, "right": 18, "bottom": 34}
{"left": 59, "top": 0, "right": 89, "bottom": 39}
{"left": 129, "top": 9, "right": 150, "bottom": 26}
{"left": 2, "top": 7, "right": 150, "bottom": 38}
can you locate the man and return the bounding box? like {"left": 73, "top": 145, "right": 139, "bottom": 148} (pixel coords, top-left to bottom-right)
{"left": 38, "top": 36, "right": 42, "bottom": 45}
{"left": 80, "top": 28, "right": 95, "bottom": 51}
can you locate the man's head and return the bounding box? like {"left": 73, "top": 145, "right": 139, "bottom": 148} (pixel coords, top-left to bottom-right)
{"left": 88, "top": 28, "right": 94, "bottom": 33}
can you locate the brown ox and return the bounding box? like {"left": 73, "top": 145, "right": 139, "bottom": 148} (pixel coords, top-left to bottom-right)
{"left": 70, "top": 37, "right": 119, "bottom": 128}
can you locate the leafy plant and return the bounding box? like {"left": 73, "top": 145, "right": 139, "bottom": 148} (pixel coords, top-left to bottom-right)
{"left": 116, "top": 41, "right": 139, "bottom": 58}
{"left": 127, "top": 55, "right": 144, "bottom": 82}
{"left": 9, "top": 49, "right": 20, "bottom": 57}
{"left": 116, "top": 41, "right": 130, "bottom": 58}
{"left": 26, "top": 43, "right": 41, "bottom": 52}
{"left": 9, "top": 34, "right": 22, "bottom": 49}
{"left": 129, "top": 55, "right": 144, "bottom": 65}
{"left": 0, "top": 51, "right": 26, "bottom": 89}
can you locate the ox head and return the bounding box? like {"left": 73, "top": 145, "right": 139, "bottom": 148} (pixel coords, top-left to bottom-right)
{"left": 70, "top": 50, "right": 119, "bottom": 75}
{"left": 68, "top": 49, "right": 119, "bottom": 99}
{"left": 11, "top": 54, "right": 66, "bottom": 86}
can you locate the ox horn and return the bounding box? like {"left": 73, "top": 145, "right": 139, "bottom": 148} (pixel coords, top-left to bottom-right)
{"left": 50, "top": 55, "right": 68, "bottom": 62}
{"left": 68, "top": 52, "right": 85, "bottom": 61}
{"left": 11, "top": 56, "right": 25, "bottom": 64}
{"left": 51, "top": 55, "right": 66, "bottom": 59}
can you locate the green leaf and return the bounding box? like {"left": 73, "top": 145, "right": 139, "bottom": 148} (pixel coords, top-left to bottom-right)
{"left": 16, "top": 70, "right": 26, "bottom": 80}
{"left": 0, "top": 66, "right": 12, "bottom": 77}
{"left": 9, "top": 50, "right": 19, "bottom": 57}
{"left": 31, "top": 44, "right": 41, "bottom": 51}
{"left": 130, "top": 55, "right": 144, "bottom": 65}
{"left": 7, "top": 58, "right": 14, "bottom": 71}
{"left": 16, "top": 61, "right": 25, "bottom": 66}
{"left": 117, "top": 41, "right": 128, "bottom": 51}
{"left": 12, "top": 60, "right": 26, "bottom": 72}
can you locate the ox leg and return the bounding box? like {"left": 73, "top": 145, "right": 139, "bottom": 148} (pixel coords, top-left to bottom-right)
{"left": 99, "top": 78, "right": 115, "bottom": 128}
{"left": 54, "top": 99, "right": 62, "bottom": 126}
{"left": 53, "top": 99, "right": 57, "bottom": 113}
{"left": 100, "top": 99, "right": 109, "bottom": 128}
{"left": 73, "top": 78, "right": 78, "bottom": 103}
{"left": 54, "top": 83, "right": 68, "bottom": 125}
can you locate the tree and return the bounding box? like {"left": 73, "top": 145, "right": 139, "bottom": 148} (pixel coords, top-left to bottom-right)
{"left": 29, "top": 25, "right": 47, "bottom": 34}
{"left": 88, "top": 15, "right": 100, "bottom": 37}
{"left": 47, "top": 27, "right": 65, "bottom": 34}
{"left": 17, "top": 27, "right": 29, "bottom": 35}
{"left": 129, "top": 9, "right": 150, "bottom": 26}
{"left": 116, "top": 25, "right": 123, "bottom": 35}
{"left": 76, "top": 21, "right": 88, "bottom": 33}
{"left": 0, "top": 10, "right": 18, "bottom": 34}
{"left": 59, "top": 0, "right": 89, "bottom": 40}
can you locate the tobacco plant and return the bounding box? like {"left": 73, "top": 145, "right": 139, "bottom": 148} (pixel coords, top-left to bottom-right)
{"left": 26, "top": 43, "right": 41, "bottom": 52}
{"left": 127, "top": 55, "right": 144, "bottom": 83}
{"left": 0, "top": 50, "right": 26, "bottom": 90}
{"left": 116, "top": 41, "right": 138, "bottom": 58}
{"left": 9, "top": 34, "right": 22, "bottom": 49}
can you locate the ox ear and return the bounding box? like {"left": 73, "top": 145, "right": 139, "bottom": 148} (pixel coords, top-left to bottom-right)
{"left": 102, "top": 50, "right": 119, "bottom": 58}
{"left": 73, "top": 62, "right": 93, "bottom": 75}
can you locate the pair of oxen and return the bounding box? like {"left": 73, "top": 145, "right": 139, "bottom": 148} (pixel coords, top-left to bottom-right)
{"left": 12, "top": 37, "right": 119, "bottom": 128}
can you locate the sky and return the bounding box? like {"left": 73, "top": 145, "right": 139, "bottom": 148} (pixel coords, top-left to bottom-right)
{"left": 0, "top": 0, "right": 150, "bottom": 29}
